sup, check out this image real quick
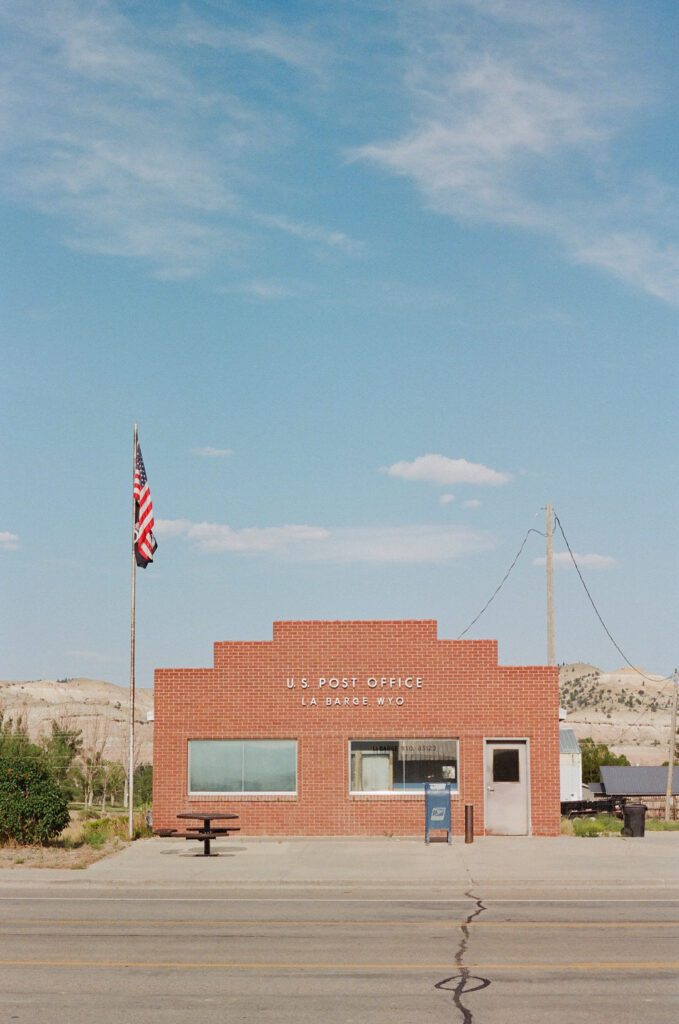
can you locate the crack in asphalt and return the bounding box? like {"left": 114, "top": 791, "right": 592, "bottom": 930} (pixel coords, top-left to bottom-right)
{"left": 435, "top": 890, "right": 491, "bottom": 1023}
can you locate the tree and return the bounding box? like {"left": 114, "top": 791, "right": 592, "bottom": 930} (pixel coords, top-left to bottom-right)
{"left": 580, "top": 737, "right": 630, "bottom": 784}
{"left": 40, "top": 719, "right": 83, "bottom": 801}
{"left": 0, "top": 749, "right": 70, "bottom": 845}
{"left": 0, "top": 710, "right": 33, "bottom": 757}
{"left": 97, "top": 761, "right": 127, "bottom": 810}
{"left": 75, "top": 717, "right": 110, "bottom": 807}
{"left": 134, "top": 764, "right": 153, "bottom": 806}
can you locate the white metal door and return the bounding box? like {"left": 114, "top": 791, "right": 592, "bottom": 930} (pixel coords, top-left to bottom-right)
{"left": 485, "top": 741, "right": 529, "bottom": 835}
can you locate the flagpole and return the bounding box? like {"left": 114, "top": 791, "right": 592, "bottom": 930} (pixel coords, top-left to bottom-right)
{"left": 128, "top": 423, "right": 138, "bottom": 841}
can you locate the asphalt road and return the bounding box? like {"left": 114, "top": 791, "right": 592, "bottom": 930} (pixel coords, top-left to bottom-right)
{"left": 0, "top": 883, "right": 678, "bottom": 1023}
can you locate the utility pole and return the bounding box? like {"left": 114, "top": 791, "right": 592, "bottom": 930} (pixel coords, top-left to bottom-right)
{"left": 546, "top": 504, "right": 555, "bottom": 666}
{"left": 664, "top": 669, "right": 679, "bottom": 821}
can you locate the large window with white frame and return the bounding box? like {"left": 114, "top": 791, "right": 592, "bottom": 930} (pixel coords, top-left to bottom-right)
{"left": 350, "top": 739, "right": 458, "bottom": 793}
{"left": 188, "top": 740, "right": 297, "bottom": 794}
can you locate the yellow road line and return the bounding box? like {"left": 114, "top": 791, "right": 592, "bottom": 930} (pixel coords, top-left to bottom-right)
{"left": 2, "top": 919, "right": 678, "bottom": 929}
{"left": 0, "top": 959, "right": 678, "bottom": 973}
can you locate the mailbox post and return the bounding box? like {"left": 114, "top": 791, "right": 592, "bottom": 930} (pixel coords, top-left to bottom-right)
{"left": 424, "top": 782, "right": 452, "bottom": 844}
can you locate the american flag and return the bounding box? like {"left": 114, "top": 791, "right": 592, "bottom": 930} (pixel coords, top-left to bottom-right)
{"left": 134, "top": 443, "right": 157, "bottom": 568}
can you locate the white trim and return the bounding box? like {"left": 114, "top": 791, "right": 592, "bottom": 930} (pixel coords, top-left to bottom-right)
{"left": 350, "top": 791, "right": 460, "bottom": 798}
{"left": 188, "top": 792, "right": 298, "bottom": 798}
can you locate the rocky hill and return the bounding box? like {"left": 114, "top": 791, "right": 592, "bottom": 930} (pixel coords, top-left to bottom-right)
{"left": 559, "top": 663, "right": 674, "bottom": 765}
{"left": 0, "top": 677, "right": 153, "bottom": 765}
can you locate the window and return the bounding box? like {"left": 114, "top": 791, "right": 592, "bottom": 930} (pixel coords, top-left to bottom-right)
{"left": 188, "top": 740, "right": 297, "bottom": 794}
{"left": 350, "top": 739, "right": 458, "bottom": 793}
{"left": 493, "top": 748, "right": 520, "bottom": 783}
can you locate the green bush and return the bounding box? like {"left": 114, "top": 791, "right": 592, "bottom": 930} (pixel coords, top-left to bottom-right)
{"left": 0, "top": 752, "right": 70, "bottom": 845}
{"left": 580, "top": 737, "right": 630, "bottom": 784}
{"left": 80, "top": 813, "right": 150, "bottom": 846}
{"left": 571, "top": 813, "right": 624, "bottom": 838}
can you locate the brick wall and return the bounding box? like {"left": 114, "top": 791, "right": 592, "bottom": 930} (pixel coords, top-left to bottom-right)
{"left": 153, "top": 620, "right": 561, "bottom": 836}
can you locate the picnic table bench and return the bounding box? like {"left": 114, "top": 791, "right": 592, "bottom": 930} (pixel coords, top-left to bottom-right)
{"left": 153, "top": 813, "right": 239, "bottom": 856}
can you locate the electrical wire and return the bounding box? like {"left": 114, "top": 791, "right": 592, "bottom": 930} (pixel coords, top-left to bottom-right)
{"left": 457, "top": 527, "right": 544, "bottom": 639}
{"left": 553, "top": 511, "right": 674, "bottom": 746}
{"left": 610, "top": 676, "right": 676, "bottom": 748}
{"left": 553, "top": 513, "right": 670, "bottom": 686}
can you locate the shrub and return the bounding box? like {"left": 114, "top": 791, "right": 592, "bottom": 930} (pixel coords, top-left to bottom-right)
{"left": 571, "top": 813, "right": 623, "bottom": 838}
{"left": 80, "top": 812, "right": 151, "bottom": 847}
{"left": 0, "top": 752, "right": 70, "bottom": 845}
{"left": 580, "top": 737, "right": 630, "bottom": 784}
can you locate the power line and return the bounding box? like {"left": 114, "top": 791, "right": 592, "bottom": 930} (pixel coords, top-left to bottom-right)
{"left": 610, "top": 676, "right": 676, "bottom": 747}
{"left": 457, "top": 527, "right": 544, "bottom": 639}
{"left": 553, "top": 513, "right": 668, "bottom": 686}
{"left": 553, "top": 511, "right": 673, "bottom": 746}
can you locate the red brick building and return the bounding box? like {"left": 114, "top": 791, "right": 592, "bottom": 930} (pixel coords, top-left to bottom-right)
{"left": 153, "top": 620, "right": 561, "bottom": 836}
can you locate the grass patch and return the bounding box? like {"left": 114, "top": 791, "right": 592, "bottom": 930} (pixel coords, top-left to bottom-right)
{"left": 565, "top": 812, "right": 679, "bottom": 836}
{"left": 568, "top": 814, "right": 623, "bottom": 838}
{"left": 1, "top": 809, "right": 153, "bottom": 870}
{"left": 646, "top": 818, "right": 679, "bottom": 831}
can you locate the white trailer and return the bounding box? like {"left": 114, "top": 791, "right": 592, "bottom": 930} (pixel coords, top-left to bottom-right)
{"left": 559, "top": 728, "right": 582, "bottom": 802}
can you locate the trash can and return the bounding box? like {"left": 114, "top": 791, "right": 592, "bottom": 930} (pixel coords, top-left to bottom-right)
{"left": 621, "top": 803, "right": 647, "bottom": 837}
{"left": 424, "top": 783, "right": 452, "bottom": 844}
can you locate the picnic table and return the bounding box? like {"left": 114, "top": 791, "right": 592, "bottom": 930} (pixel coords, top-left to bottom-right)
{"left": 154, "top": 812, "right": 239, "bottom": 856}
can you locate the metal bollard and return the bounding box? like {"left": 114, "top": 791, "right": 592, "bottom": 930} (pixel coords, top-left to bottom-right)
{"left": 465, "top": 804, "right": 474, "bottom": 844}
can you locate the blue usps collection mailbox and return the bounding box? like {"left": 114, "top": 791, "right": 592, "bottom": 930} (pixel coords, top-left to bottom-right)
{"left": 424, "top": 782, "right": 452, "bottom": 844}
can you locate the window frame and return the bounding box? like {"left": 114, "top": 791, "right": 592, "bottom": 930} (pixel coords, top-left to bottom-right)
{"left": 348, "top": 738, "right": 459, "bottom": 796}
{"left": 187, "top": 739, "right": 298, "bottom": 796}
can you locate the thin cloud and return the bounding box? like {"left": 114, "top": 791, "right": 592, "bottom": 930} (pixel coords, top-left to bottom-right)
{"left": 217, "top": 280, "right": 297, "bottom": 301}
{"left": 0, "top": 1, "right": 354, "bottom": 278}
{"left": 0, "top": 531, "right": 19, "bottom": 551}
{"left": 533, "top": 552, "right": 617, "bottom": 570}
{"left": 439, "top": 493, "right": 455, "bottom": 504}
{"left": 254, "top": 213, "right": 364, "bottom": 256}
{"left": 192, "top": 446, "right": 234, "bottom": 458}
{"left": 176, "top": 11, "right": 330, "bottom": 78}
{"left": 462, "top": 499, "right": 481, "bottom": 509}
{"left": 383, "top": 454, "right": 510, "bottom": 487}
{"left": 65, "top": 649, "right": 113, "bottom": 663}
{"left": 156, "top": 517, "right": 493, "bottom": 564}
{"left": 353, "top": 0, "right": 679, "bottom": 305}
{"left": 155, "top": 519, "right": 329, "bottom": 554}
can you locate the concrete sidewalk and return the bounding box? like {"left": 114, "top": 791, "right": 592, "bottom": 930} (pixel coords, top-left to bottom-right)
{"left": 2, "top": 833, "right": 678, "bottom": 891}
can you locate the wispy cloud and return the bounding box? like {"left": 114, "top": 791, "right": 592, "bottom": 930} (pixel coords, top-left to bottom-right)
{"left": 354, "top": 0, "right": 679, "bottom": 304}
{"left": 0, "top": 1, "right": 354, "bottom": 278}
{"left": 0, "top": 531, "right": 19, "bottom": 551}
{"left": 156, "top": 517, "right": 493, "bottom": 564}
{"left": 254, "top": 213, "right": 364, "bottom": 256}
{"left": 175, "top": 9, "right": 330, "bottom": 78}
{"left": 533, "top": 552, "right": 617, "bottom": 570}
{"left": 383, "top": 454, "right": 510, "bottom": 487}
{"left": 462, "top": 499, "right": 481, "bottom": 509}
{"left": 439, "top": 493, "right": 455, "bottom": 505}
{"left": 216, "top": 280, "right": 298, "bottom": 301}
{"left": 192, "top": 446, "right": 234, "bottom": 458}
{"left": 65, "top": 649, "right": 114, "bottom": 663}
{"left": 155, "top": 519, "right": 329, "bottom": 555}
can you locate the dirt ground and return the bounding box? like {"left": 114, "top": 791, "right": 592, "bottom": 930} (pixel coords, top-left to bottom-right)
{"left": 0, "top": 838, "right": 125, "bottom": 870}
{"left": 0, "top": 809, "right": 135, "bottom": 870}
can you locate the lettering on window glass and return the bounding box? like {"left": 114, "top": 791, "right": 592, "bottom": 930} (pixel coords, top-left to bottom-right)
{"left": 350, "top": 739, "right": 458, "bottom": 793}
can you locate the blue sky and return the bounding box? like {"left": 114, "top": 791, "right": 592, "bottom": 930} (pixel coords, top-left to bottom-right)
{"left": 1, "top": 0, "right": 677, "bottom": 686}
